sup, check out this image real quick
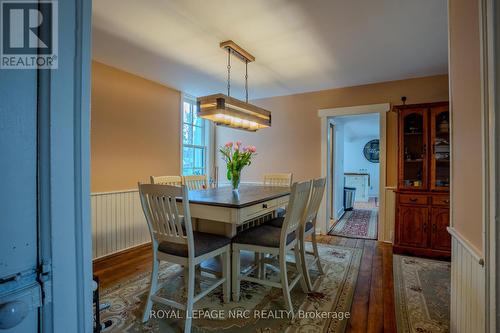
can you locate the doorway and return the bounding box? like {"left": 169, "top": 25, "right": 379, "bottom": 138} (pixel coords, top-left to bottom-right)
{"left": 317, "top": 103, "right": 390, "bottom": 240}
{"left": 328, "top": 114, "right": 380, "bottom": 239}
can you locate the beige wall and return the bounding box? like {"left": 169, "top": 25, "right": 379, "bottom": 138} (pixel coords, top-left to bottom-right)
{"left": 91, "top": 61, "right": 181, "bottom": 192}
{"left": 216, "top": 75, "right": 449, "bottom": 186}
{"left": 449, "top": 0, "right": 483, "bottom": 253}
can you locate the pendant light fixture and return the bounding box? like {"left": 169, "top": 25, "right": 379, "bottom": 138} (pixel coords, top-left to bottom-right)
{"left": 197, "top": 41, "right": 271, "bottom": 132}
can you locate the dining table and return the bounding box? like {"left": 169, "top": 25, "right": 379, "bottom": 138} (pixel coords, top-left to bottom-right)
{"left": 184, "top": 184, "right": 291, "bottom": 237}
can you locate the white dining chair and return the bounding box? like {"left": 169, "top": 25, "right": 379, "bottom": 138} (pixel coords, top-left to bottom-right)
{"left": 231, "top": 180, "right": 311, "bottom": 315}
{"left": 150, "top": 175, "right": 182, "bottom": 186}
{"left": 183, "top": 175, "right": 208, "bottom": 190}
{"left": 263, "top": 173, "right": 293, "bottom": 218}
{"left": 138, "top": 183, "right": 231, "bottom": 332}
{"left": 262, "top": 173, "right": 293, "bottom": 187}
{"left": 298, "top": 177, "right": 326, "bottom": 290}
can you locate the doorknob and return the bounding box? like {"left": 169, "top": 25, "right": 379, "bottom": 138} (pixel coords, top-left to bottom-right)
{"left": 0, "top": 301, "right": 29, "bottom": 329}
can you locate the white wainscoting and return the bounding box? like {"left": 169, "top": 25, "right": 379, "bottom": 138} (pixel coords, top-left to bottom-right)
{"left": 91, "top": 189, "right": 149, "bottom": 259}
{"left": 448, "top": 227, "right": 486, "bottom": 333}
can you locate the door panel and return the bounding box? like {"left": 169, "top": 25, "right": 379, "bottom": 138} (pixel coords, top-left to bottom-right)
{"left": 0, "top": 69, "right": 40, "bottom": 330}
{"left": 431, "top": 207, "right": 451, "bottom": 251}
{"left": 430, "top": 106, "right": 450, "bottom": 191}
{"left": 398, "top": 108, "right": 429, "bottom": 190}
{"left": 398, "top": 205, "right": 429, "bottom": 247}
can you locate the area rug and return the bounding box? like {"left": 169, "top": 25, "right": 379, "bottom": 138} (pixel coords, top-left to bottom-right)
{"left": 393, "top": 255, "right": 451, "bottom": 333}
{"left": 328, "top": 209, "right": 378, "bottom": 240}
{"left": 99, "top": 243, "right": 361, "bottom": 333}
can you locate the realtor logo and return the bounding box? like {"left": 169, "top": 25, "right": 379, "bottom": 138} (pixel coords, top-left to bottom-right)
{"left": 1, "top": 1, "right": 58, "bottom": 69}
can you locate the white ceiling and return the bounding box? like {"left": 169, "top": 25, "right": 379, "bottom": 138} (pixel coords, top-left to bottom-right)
{"left": 336, "top": 113, "right": 380, "bottom": 141}
{"left": 92, "top": 0, "right": 448, "bottom": 100}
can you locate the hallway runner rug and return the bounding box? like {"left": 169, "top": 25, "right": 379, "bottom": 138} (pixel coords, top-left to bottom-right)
{"left": 393, "top": 255, "right": 451, "bottom": 333}
{"left": 98, "top": 243, "right": 361, "bottom": 333}
{"left": 328, "top": 208, "right": 378, "bottom": 240}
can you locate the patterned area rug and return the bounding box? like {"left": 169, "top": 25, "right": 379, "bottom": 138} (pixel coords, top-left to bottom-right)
{"left": 393, "top": 255, "right": 451, "bottom": 333}
{"left": 99, "top": 243, "right": 361, "bottom": 333}
{"left": 329, "top": 209, "right": 378, "bottom": 240}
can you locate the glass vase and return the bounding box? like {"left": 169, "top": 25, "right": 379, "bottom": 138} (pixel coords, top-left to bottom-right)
{"left": 231, "top": 170, "right": 241, "bottom": 192}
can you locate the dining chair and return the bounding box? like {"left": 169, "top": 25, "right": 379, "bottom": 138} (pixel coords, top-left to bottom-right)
{"left": 138, "top": 183, "right": 231, "bottom": 332}
{"left": 183, "top": 175, "right": 208, "bottom": 190}
{"left": 150, "top": 175, "right": 182, "bottom": 186}
{"left": 231, "top": 180, "right": 311, "bottom": 315}
{"left": 298, "top": 177, "right": 326, "bottom": 291}
{"left": 263, "top": 173, "right": 293, "bottom": 218}
{"left": 262, "top": 173, "right": 293, "bottom": 187}
{"left": 266, "top": 178, "right": 326, "bottom": 290}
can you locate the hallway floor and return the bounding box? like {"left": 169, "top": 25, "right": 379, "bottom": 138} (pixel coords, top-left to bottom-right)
{"left": 329, "top": 198, "right": 378, "bottom": 240}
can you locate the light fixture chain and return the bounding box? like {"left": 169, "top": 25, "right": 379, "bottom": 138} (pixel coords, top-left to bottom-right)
{"left": 245, "top": 60, "right": 248, "bottom": 103}
{"left": 227, "top": 48, "right": 231, "bottom": 97}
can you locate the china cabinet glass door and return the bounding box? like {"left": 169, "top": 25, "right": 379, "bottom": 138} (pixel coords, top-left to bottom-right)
{"left": 430, "top": 106, "right": 450, "bottom": 190}
{"left": 399, "top": 109, "right": 428, "bottom": 190}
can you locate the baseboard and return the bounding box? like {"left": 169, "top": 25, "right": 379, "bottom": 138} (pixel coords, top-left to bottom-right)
{"left": 336, "top": 207, "right": 345, "bottom": 220}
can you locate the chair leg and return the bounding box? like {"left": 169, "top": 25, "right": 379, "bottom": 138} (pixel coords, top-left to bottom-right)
{"left": 260, "top": 253, "right": 266, "bottom": 279}
{"left": 195, "top": 265, "right": 202, "bottom": 291}
{"left": 299, "top": 237, "right": 313, "bottom": 291}
{"left": 279, "top": 249, "right": 294, "bottom": 316}
{"left": 311, "top": 232, "right": 324, "bottom": 274}
{"left": 258, "top": 253, "right": 266, "bottom": 279}
{"left": 294, "top": 242, "right": 309, "bottom": 293}
{"left": 232, "top": 246, "right": 241, "bottom": 301}
{"left": 184, "top": 262, "right": 195, "bottom": 333}
{"left": 142, "top": 258, "right": 159, "bottom": 323}
{"left": 221, "top": 249, "right": 230, "bottom": 303}
{"left": 254, "top": 252, "right": 260, "bottom": 278}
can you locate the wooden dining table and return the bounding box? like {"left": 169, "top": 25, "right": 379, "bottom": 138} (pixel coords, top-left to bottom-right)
{"left": 185, "top": 184, "right": 291, "bottom": 237}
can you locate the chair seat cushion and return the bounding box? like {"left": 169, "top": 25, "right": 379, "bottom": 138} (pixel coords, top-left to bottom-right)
{"left": 158, "top": 231, "right": 231, "bottom": 257}
{"left": 232, "top": 225, "right": 295, "bottom": 248}
{"left": 266, "top": 216, "right": 285, "bottom": 228}
{"left": 266, "top": 217, "right": 314, "bottom": 232}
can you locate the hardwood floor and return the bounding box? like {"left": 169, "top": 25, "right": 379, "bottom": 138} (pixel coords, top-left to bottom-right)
{"left": 93, "top": 235, "right": 396, "bottom": 333}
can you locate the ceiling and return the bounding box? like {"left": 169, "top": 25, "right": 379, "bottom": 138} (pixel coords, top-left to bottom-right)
{"left": 337, "top": 114, "right": 380, "bottom": 141}
{"left": 92, "top": 0, "right": 448, "bottom": 100}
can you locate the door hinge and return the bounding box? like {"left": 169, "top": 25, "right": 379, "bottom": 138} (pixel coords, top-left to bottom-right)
{"left": 37, "top": 260, "right": 52, "bottom": 305}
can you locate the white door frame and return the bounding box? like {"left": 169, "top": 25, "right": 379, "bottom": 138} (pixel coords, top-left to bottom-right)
{"left": 479, "top": 0, "right": 498, "bottom": 331}
{"left": 37, "top": 0, "right": 93, "bottom": 331}
{"left": 317, "top": 103, "right": 391, "bottom": 239}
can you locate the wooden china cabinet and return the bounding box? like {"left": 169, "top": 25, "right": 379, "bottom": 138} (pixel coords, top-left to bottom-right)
{"left": 393, "top": 102, "right": 451, "bottom": 258}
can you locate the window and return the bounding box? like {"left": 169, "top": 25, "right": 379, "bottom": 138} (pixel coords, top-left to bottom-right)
{"left": 182, "top": 96, "right": 207, "bottom": 175}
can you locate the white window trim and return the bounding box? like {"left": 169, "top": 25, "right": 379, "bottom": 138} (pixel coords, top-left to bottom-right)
{"left": 180, "top": 93, "right": 214, "bottom": 178}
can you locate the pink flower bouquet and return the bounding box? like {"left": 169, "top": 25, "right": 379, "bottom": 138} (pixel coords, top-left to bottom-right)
{"left": 219, "top": 141, "right": 257, "bottom": 191}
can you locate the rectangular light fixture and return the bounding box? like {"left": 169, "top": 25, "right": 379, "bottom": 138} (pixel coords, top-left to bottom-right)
{"left": 196, "top": 41, "right": 272, "bottom": 132}
{"left": 197, "top": 94, "right": 271, "bottom": 132}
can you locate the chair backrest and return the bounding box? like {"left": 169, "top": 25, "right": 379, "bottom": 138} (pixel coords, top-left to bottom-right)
{"left": 281, "top": 180, "right": 312, "bottom": 239}
{"left": 303, "top": 178, "right": 326, "bottom": 227}
{"left": 150, "top": 175, "right": 182, "bottom": 186}
{"left": 183, "top": 175, "right": 208, "bottom": 190}
{"left": 138, "top": 183, "right": 194, "bottom": 256}
{"left": 263, "top": 173, "right": 293, "bottom": 187}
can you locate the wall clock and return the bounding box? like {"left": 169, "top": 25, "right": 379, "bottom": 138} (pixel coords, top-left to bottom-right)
{"left": 363, "top": 139, "right": 380, "bottom": 163}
